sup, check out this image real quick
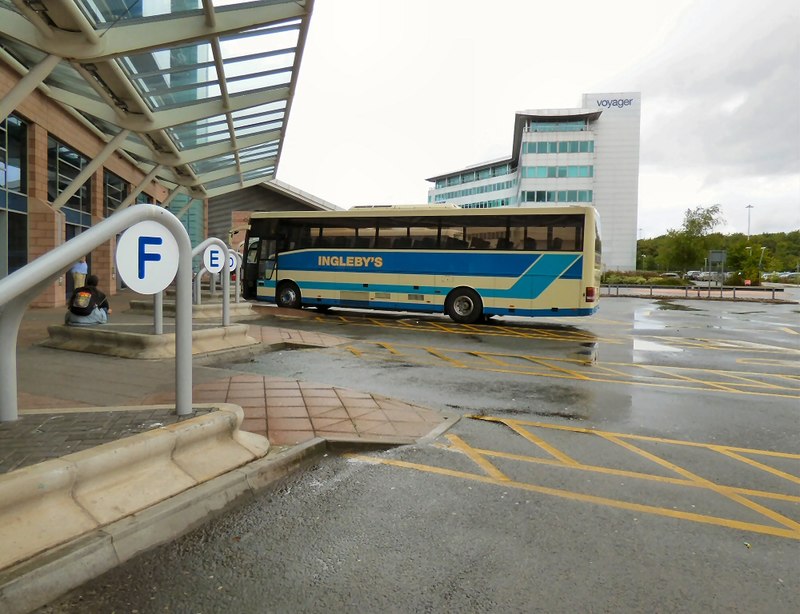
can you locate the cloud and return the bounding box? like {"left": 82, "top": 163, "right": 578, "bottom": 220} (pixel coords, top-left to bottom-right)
{"left": 636, "top": 0, "right": 800, "bottom": 179}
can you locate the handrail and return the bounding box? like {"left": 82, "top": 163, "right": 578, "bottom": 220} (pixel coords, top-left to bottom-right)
{"left": 0, "top": 205, "right": 194, "bottom": 421}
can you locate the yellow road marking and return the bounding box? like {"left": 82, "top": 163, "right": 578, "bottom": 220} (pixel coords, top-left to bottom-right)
{"left": 598, "top": 434, "right": 800, "bottom": 533}
{"left": 425, "top": 347, "right": 466, "bottom": 367}
{"left": 377, "top": 342, "right": 400, "bottom": 355}
{"left": 345, "top": 345, "right": 363, "bottom": 357}
{"left": 349, "top": 343, "right": 800, "bottom": 399}
{"left": 446, "top": 435, "right": 510, "bottom": 481}
{"left": 471, "top": 416, "right": 800, "bottom": 460}
{"left": 348, "top": 454, "right": 800, "bottom": 541}
{"left": 463, "top": 446, "right": 800, "bottom": 505}
{"left": 429, "top": 322, "right": 458, "bottom": 334}
{"left": 469, "top": 351, "right": 509, "bottom": 366}
{"left": 738, "top": 358, "right": 800, "bottom": 369}
{"left": 779, "top": 326, "right": 798, "bottom": 335}
{"left": 501, "top": 422, "right": 579, "bottom": 465}
{"left": 521, "top": 356, "right": 591, "bottom": 380}
{"left": 634, "top": 364, "right": 742, "bottom": 394}
{"left": 711, "top": 447, "right": 800, "bottom": 485}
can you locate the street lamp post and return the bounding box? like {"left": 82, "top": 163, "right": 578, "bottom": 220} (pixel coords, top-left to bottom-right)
{"left": 746, "top": 205, "right": 754, "bottom": 241}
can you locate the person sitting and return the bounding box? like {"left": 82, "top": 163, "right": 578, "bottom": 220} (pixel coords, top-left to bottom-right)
{"left": 65, "top": 274, "right": 112, "bottom": 326}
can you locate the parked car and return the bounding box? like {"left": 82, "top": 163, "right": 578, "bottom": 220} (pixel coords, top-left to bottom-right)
{"left": 660, "top": 272, "right": 681, "bottom": 279}
{"left": 685, "top": 271, "right": 702, "bottom": 280}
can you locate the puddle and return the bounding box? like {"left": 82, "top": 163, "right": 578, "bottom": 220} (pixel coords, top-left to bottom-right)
{"left": 633, "top": 339, "right": 683, "bottom": 353}
{"left": 655, "top": 300, "right": 702, "bottom": 312}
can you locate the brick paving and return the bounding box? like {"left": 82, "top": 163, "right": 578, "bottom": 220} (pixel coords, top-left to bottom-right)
{"left": 143, "top": 375, "right": 449, "bottom": 446}
{"left": 0, "top": 408, "right": 214, "bottom": 473}
{"left": 4, "top": 289, "right": 453, "bottom": 473}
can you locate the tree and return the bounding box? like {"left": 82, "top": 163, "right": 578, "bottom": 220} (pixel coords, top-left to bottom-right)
{"left": 657, "top": 205, "right": 724, "bottom": 271}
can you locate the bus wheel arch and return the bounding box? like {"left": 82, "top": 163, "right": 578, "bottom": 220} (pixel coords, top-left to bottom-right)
{"left": 276, "top": 281, "right": 302, "bottom": 309}
{"left": 445, "top": 287, "right": 483, "bottom": 324}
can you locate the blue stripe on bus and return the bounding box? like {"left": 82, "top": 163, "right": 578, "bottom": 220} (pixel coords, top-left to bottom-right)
{"left": 262, "top": 253, "right": 583, "bottom": 300}
{"left": 278, "top": 250, "right": 544, "bottom": 277}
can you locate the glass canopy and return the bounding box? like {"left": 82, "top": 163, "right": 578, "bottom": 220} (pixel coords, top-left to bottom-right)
{"left": 0, "top": 0, "right": 313, "bottom": 200}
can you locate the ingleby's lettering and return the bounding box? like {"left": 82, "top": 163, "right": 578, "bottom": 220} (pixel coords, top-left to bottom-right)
{"left": 318, "top": 255, "right": 383, "bottom": 268}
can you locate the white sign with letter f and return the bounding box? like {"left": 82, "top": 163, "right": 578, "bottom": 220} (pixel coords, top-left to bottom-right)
{"left": 116, "top": 220, "right": 180, "bottom": 294}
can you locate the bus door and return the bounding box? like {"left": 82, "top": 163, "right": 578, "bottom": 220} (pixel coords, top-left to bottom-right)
{"left": 243, "top": 236, "right": 277, "bottom": 299}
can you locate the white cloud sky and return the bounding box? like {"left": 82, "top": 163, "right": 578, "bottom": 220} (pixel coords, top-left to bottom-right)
{"left": 278, "top": 0, "right": 800, "bottom": 238}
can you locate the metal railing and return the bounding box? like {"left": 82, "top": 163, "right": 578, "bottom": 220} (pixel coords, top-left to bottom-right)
{"left": 602, "top": 284, "right": 785, "bottom": 300}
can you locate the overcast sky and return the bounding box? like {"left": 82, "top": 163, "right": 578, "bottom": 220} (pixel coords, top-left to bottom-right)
{"left": 277, "top": 0, "right": 800, "bottom": 239}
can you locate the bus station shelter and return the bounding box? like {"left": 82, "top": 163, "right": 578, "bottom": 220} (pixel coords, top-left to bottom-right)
{"left": 0, "top": 0, "right": 315, "bottom": 306}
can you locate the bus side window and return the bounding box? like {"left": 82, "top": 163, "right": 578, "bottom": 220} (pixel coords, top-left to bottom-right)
{"left": 258, "top": 239, "right": 277, "bottom": 280}
{"left": 246, "top": 238, "right": 260, "bottom": 264}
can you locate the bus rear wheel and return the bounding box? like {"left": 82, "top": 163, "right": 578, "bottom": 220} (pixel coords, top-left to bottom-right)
{"left": 446, "top": 288, "right": 483, "bottom": 324}
{"left": 276, "top": 282, "right": 301, "bottom": 309}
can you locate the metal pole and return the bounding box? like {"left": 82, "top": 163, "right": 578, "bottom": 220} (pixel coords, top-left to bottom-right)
{"left": 746, "top": 205, "right": 753, "bottom": 241}
{"left": 0, "top": 54, "right": 61, "bottom": 122}
{"left": 191, "top": 238, "right": 230, "bottom": 326}
{"left": 154, "top": 291, "right": 163, "bottom": 335}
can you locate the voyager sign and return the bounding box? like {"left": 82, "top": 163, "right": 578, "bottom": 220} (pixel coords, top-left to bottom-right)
{"left": 595, "top": 97, "right": 635, "bottom": 109}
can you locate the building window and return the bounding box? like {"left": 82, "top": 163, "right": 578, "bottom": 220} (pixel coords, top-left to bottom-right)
{"left": 521, "top": 190, "right": 592, "bottom": 203}
{"left": 1, "top": 115, "right": 28, "bottom": 278}
{"left": 522, "top": 165, "right": 593, "bottom": 179}
{"left": 524, "top": 141, "right": 594, "bottom": 155}
{"left": 104, "top": 170, "right": 128, "bottom": 217}
{"left": 48, "top": 136, "right": 91, "bottom": 228}
{"left": 527, "top": 120, "right": 587, "bottom": 132}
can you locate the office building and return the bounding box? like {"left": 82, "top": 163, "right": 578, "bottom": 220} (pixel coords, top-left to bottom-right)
{"left": 426, "top": 92, "right": 641, "bottom": 270}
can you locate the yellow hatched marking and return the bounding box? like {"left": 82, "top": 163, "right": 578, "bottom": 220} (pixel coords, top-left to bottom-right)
{"left": 377, "top": 342, "right": 400, "bottom": 355}
{"left": 345, "top": 346, "right": 363, "bottom": 357}
{"left": 471, "top": 416, "right": 800, "bottom": 460}
{"left": 468, "top": 351, "right": 510, "bottom": 366}
{"left": 429, "top": 321, "right": 459, "bottom": 334}
{"left": 634, "top": 364, "right": 741, "bottom": 393}
{"left": 738, "top": 358, "right": 800, "bottom": 369}
{"left": 598, "top": 434, "right": 800, "bottom": 533}
{"left": 496, "top": 326, "right": 539, "bottom": 339}
{"left": 588, "top": 363, "right": 634, "bottom": 378}
{"left": 463, "top": 446, "right": 800, "bottom": 505}
{"left": 425, "top": 347, "right": 467, "bottom": 367}
{"left": 349, "top": 344, "right": 800, "bottom": 399}
{"left": 348, "top": 455, "right": 800, "bottom": 541}
{"left": 446, "top": 435, "right": 509, "bottom": 481}
{"left": 711, "top": 447, "right": 800, "bottom": 486}
{"left": 705, "top": 371, "right": 791, "bottom": 391}
{"left": 502, "top": 422, "right": 579, "bottom": 466}
{"left": 368, "top": 318, "right": 388, "bottom": 327}
{"left": 779, "top": 327, "right": 798, "bottom": 336}
{"left": 462, "top": 324, "right": 485, "bottom": 333}
{"left": 521, "top": 356, "right": 591, "bottom": 381}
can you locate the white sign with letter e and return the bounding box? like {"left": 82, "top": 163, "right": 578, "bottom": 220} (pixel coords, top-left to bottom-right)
{"left": 203, "top": 245, "right": 226, "bottom": 274}
{"left": 116, "top": 220, "right": 180, "bottom": 294}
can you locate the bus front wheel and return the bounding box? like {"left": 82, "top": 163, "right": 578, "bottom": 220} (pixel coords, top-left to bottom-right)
{"left": 446, "top": 288, "right": 483, "bottom": 324}
{"left": 276, "top": 282, "right": 302, "bottom": 309}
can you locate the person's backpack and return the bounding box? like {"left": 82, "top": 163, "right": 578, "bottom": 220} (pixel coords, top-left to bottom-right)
{"left": 69, "top": 288, "right": 97, "bottom": 316}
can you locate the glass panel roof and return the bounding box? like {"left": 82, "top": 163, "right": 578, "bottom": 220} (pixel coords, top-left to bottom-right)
{"left": 0, "top": 1, "right": 21, "bottom": 15}
{"left": 0, "top": 0, "right": 312, "bottom": 200}
{"left": 77, "top": 0, "right": 203, "bottom": 27}
{"left": 191, "top": 140, "right": 279, "bottom": 174}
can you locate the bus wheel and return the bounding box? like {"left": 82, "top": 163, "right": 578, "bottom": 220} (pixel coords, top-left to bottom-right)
{"left": 276, "top": 282, "right": 301, "bottom": 309}
{"left": 446, "top": 288, "right": 483, "bottom": 324}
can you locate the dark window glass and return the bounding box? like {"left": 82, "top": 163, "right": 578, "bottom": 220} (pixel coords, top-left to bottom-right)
{"left": 48, "top": 137, "right": 91, "bottom": 221}
{"left": 7, "top": 211, "right": 27, "bottom": 273}
{"left": 104, "top": 170, "right": 128, "bottom": 217}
